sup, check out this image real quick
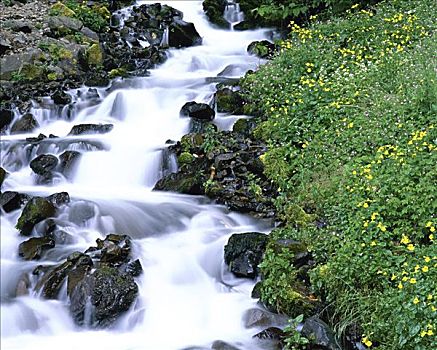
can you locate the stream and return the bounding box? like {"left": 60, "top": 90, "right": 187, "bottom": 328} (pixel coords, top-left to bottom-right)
{"left": 0, "top": 1, "right": 274, "bottom": 349}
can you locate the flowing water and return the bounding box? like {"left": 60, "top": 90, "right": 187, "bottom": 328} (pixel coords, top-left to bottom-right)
{"left": 0, "top": 1, "right": 272, "bottom": 349}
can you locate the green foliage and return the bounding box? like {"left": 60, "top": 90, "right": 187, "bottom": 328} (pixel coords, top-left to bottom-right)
{"left": 283, "top": 315, "right": 310, "bottom": 350}
{"left": 242, "top": 0, "right": 437, "bottom": 348}
{"left": 50, "top": 0, "right": 109, "bottom": 33}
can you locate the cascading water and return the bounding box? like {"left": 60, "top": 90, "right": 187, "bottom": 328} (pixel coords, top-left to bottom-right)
{"left": 0, "top": 1, "right": 273, "bottom": 349}
{"left": 224, "top": 0, "right": 245, "bottom": 29}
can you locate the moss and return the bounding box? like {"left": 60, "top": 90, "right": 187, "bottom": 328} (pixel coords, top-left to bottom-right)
{"left": 19, "top": 64, "right": 45, "bottom": 82}
{"left": 47, "top": 72, "right": 58, "bottom": 81}
{"left": 108, "top": 67, "right": 128, "bottom": 79}
{"left": 86, "top": 44, "right": 103, "bottom": 66}
{"left": 50, "top": 2, "right": 76, "bottom": 17}
{"left": 180, "top": 133, "right": 204, "bottom": 153}
{"left": 178, "top": 152, "right": 195, "bottom": 166}
{"left": 281, "top": 203, "right": 315, "bottom": 227}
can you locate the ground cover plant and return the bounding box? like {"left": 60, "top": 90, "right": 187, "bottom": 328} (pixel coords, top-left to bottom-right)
{"left": 241, "top": 0, "right": 437, "bottom": 348}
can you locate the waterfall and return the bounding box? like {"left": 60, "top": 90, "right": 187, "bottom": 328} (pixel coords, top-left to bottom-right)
{"left": 224, "top": 0, "right": 245, "bottom": 30}
{"left": 0, "top": 1, "right": 272, "bottom": 349}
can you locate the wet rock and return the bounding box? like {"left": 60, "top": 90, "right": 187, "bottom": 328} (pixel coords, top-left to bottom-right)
{"left": 35, "top": 252, "right": 93, "bottom": 299}
{"left": 3, "top": 20, "right": 33, "bottom": 34}
{"left": 46, "top": 192, "right": 70, "bottom": 208}
{"left": 68, "top": 201, "right": 95, "bottom": 225}
{"left": 247, "top": 40, "right": 277, "bottom": 59}
{"left": 215, "top": 88, "right": 243, "bottom": 114}
{"left": 0, "top": 167, "right": 7, "bottom": 188}
{"left": 16, "top": 197, "right": 56, "bottom": 236}
{"left": 10, "top": 113, "right": 39, "bottom": 134}
{"left": 211, "top": 340, "right": 241, "bottom": 350}
{"left": 0, "top": 108, "right": 14, "bottom": 132}
{"left": 301, "top": 317, "right": 341, "bottom": 350}
{"left": 224, "top": 232, "right": 269, "bottom": 278}
{"left": 29, "top": 154, "right": 58, "bottom": 176}
{"left": 202, "top": 0, "right": 228, "bottom": 28}
{"left": 0, "top": 191, "right": 31, "bottom": 213}
{"left": 70, "top": 266, "right": 138, "bottom": 327}
{"left": 59, "top": 150, "right": 82, "bottom": 178}
{"left": 16, "top": 273, "right": 31, "bottom": 297}
{"left": 243, "top": 308, "right": 290, "bottom": 329}
{"left": 51, "top": 90, "right": 71, "bottom": 105}
{"left": 68, "top": 123, "right": 113, "bottom": 136}
{"left": 253, "top": 327, "right": 285, "bottom": 342}
{"left": 180, "top": 101, "right": 215, "bottom": 121}
{"left": 168, "top": 19, "right": 202, "bottom": 48}
{"left": 18, "top": 236, "right": 56, "bottom": 260}
{"left": 0, "top": 36, "right": 12, "bottom": 55}
{"left": 86, "top": 234, "right": 132, "bottom": 266}
{"left": 125, "top": 259, "right": 143, "bottom": 277}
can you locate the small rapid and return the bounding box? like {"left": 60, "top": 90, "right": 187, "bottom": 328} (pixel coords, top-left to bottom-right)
{"left": 1, "top": 1, "right": 273, "bottom": 349}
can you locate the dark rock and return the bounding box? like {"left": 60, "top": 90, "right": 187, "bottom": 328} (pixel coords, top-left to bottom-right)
{"left": 247, "top": 40, "right": 277, "bottom": 59}
{"left": 0, "top": 108, "right": 14, "bottom": 131}
{"left": 180, "top": 101, "right": 215, "bottom": 121}
{"left": 253, "top": 327, "right": 285, "bottom": 341}
{"left": 0, "top": 191, "right": 31, "bottom": 213}
{"left": 16, "top": 197, "right": 56, "bottom": 236}
{"left": 202, "top": 0, "right": 228, "bottom": 28}
{"left": 4, "top": 20, "right": 33, "bottom": 33}
{"left": 87, "top": 234, "right": 132, "bottom": 266}
{"left": 18, "top": 236, "right": 55, "bottom": 260}
{"left": 35, "top": 252, "right": 93, "bottom": 299}
{"left": 70, "top": 266, "right": 138, "bottom": 327}
{"left": 29, "top": 154, "right": 58, "bottom": 176}
{"left": 125, "top": 259, "right": 143, "bottom": 277}
{"left": 251, "top": 281, "right": 262, "bottom": 299}
{"left": 0, "top": 36, "right": 12, "bottom": 55}
{"left": 46, "top": 192, "right": 70, "bottom": 208}
{"left": 224, "top": 232, "right": 269, "bottom": 278}
{"left": 168, "top": 19, "right": 202, "bottom": 48}
{"left": 215, "top": 88, "right": 243, "bottom": 114}
{"left": 301, "top": 317, "right": 341, "bottom": 350}
{"left": 51, "top": 90, "right": 71, "bottom": 105}
{"left": 80, "top": 27, "right": 99, "bottom": 42}
{"left": 68, "top": 123, "right": 113, "bottom": 136}
{"left": 211, "top": 341, "right": 241, "bottom": 350}
{"left": 59, "top": 151, "right": 82, "bottom": 178}
{"left": 11, "top": 113, "right": 39, "bottom": 134}
{"left": 243, "top": 308, "right": 289, "bottom": 329}
{"left": 0, "top": 167, "right": 7, "bottom": 188}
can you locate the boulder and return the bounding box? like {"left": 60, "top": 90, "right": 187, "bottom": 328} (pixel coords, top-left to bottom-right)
{"left": 180, "top": 101, "right": 215, "bottom": 121}
{"left": 46, "top": 192, "right": 70, "bottom": 208}
{"left": 211, "top": 340, "right": 241, "bottom": 350}
{"left": 215, "top": 88, "right": 243, "bottom": 114}
{"left": 70, "top": 266, "right": 138, "bottom": 327}
{"left": 3, "top": 20, "right": 33, "bottom": 34}
{"left": 243, "top": 308, "right": 289, "bottom": 329}
{"left": 0, "top": 49, "right": 42, "bottom": 80}
{"left": 85, "top": 234, "right": 132, "bottom": 266}
{"left": 48, "top": 15, "right": 84, "bottom": 36}
{"left": 0, "top": 36, "right": 12, "bottom": 55}
{"left": 0, "top": 191, "right": 31, "bottom": 213}
{"left": 29, "top": 154, "right": 59, "bottom": 176}
{"left": 10, "top": 113, "right": 39, "bottom": 134}
{"left": 253, "top": 327, "right": 285, "bottom": 340}
{"left": 18, "top": 236, "right": 55, "bottom": 260}
{"left": 247, "top": 40, "right": 277, "bottom": 59}
{"left": 35, "top": 252, "right": 93, "bottom": 299}
{"left": 301, "top": 317, "right": 341, "bottom": 350}
{"left": 202, "top": 0, "right": 228, "bottom": 28}
{"left": 168, "top": 19, "right": 202, "bottom": 48}
{"left": 68, "top": 123, "right": 113, "bottom": 136}
{"left": 0, "top": 167, "right": 7, "bottom": 188}
{"left": 0, "top": 108, "right": 14, "bottom": 132}
{"left": 16, "top": 197, "right": 56, "bottom": 235}
{"left": 125, "top": 259, "right": 143, "bottom": 277}
{"left": 224, "top": 232, "right": 269, "bottom": 278}
{"left": 59, "top": 151, "right": 81, "bottom": 178}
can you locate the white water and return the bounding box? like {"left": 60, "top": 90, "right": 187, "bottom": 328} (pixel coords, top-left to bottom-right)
{"left": 0, "top": 1, "right": 272, "bottom": 349}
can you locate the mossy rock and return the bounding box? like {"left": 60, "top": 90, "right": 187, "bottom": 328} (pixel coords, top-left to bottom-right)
{"left": 51, "top": 2, "right": 76, "bottom": 17}
{"left": 178, "top": 152, "right": 195, "bottom": 166}
{"left": 19, "top": 64, "right": 45, "bottom": 82}
{"left": 108, "top": 67, "right": 128, "bottom": 79}
{"left": 16, "top": 197, "right": 56, "bottom": 236}
{"left": 282, "top": 203, "right": 315, "bottom": 227}
{"left": 202, "top": 0, "right": 229, "bottom": 28}
{"left": 86, "top": 44, "right": 103, "bottom": 66}
{"left": 215, "top": 88, "right": 243, "bottom": 114}
{"left": 180, "top": 133, "right": 204, "bottom": 153}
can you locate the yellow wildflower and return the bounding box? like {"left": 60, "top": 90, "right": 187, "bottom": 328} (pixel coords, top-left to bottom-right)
{"left": 400, "top": 235, "right": 410, "bottom": 244}
{"left": 362, "top": 336, "right": 372, "bottom": 347}
{"left": 413, "top": 297, "right": 420, "bottom": 304}
{"left": 422, "top": 266, "right": 429, "bottom": 272}
{"left": 407, "top": 244, "right": 414, "bottom": 251}
{"left": 409, "top": 278, "right": 417, "bottom": 284}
